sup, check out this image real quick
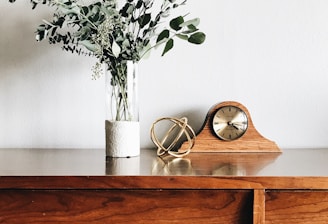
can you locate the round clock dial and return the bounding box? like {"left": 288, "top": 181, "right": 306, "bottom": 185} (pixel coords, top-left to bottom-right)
{"left": 212, "top": 105, "right": 248, "bottom": 141}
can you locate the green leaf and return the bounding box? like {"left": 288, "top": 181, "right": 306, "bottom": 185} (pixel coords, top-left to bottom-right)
{"left": 59, "top": 5, "right": 80, "bottom": 15}
{"left": 156, "top": 29, "right": 169, "bottom": 43}
{"left": 136, "top": 0, "right": 143, "bottom": 9}
{"left": 187, "top": 24, "right": 198, "bottom": 32}
{"left": 169, "top": 16, "right": 184, "bottom": 31}
{"left": 122, "top": 39, "right": 130, "bottom": 48}
{"left": 91, "top": 5, "right": 100, "bottom": 14}
{"left": 90, "top": 12, "right": 99, "bottom": 23}
{"left": 182, "top": 27, "right": 199, "bottom": 35}
{"left": 138, "top": 13, "right": 151, "bottom": 28}
{"left": 79, "top": 40, "right": 96, "bottom": 52}
{"left": 176, "top": 34, "right": 188, "bottom": 40}
{"left": 79, "top": 26, "right": 91, "bottom": 41}
{"left": 36, "top": 32, "right": 45, "bottom": 42}
{"left": 120, "top": 3, "right": 134, "bottom": 17}
{"left": 188, "top": 32, "right": 206, "bottom": 44}
{"left": 179, "top": 18, "right": 200, "bottom": 28}
{"left": 162, "top": 38, "right": 174, "bottom": 56}
{"left": 112, "top": 40, "right": 121, "bottom": 58}
{"left": 82, "top": 6, "right": 88, "bottom": 15}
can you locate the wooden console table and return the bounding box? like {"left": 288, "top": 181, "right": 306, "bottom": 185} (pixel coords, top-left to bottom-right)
{"left": 0, "top": 148, "right": 328, "bottom": 223}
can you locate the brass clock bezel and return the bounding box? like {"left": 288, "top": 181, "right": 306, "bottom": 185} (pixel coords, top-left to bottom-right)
{"left": 211, "top": 105, "right": 248, "bottom": 141}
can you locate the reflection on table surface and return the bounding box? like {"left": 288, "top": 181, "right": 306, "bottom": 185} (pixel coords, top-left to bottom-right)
{"left": 151, "top": 152, "right": 281, "bottom": 176}
{"left": 1, "top": 148, "right": 328, "bottom": 176}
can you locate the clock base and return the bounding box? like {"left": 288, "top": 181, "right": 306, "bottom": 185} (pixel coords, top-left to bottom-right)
{"left": 180, "top": 136, "right": 281, "bottom": 153}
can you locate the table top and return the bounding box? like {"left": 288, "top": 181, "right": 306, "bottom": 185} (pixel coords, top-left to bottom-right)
{"left": 0, "top": 148, "right": 327, "bottom": 177}
{"left": 0, "top": 148, "right": 328, "bottom": 190}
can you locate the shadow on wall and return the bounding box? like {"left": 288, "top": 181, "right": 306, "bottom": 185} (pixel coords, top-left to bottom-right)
{"left": 0, "top": 2, "right": 53, "bottom": 70}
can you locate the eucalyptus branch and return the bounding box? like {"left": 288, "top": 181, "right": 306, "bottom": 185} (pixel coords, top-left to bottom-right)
{"left": 9, "top": 0, "right": 206, "bottom": 121}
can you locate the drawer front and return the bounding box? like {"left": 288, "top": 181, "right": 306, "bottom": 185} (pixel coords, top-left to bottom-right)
{"left": 0, "top": 189, "right": 252, "bottom": 224}
{"left": 265, "top": 191, "right": 328, "bottom": 224}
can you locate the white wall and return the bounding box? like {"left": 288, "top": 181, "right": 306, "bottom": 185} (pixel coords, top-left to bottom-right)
{"left": 1, "top": 0, "right": 328, "bottom": 149}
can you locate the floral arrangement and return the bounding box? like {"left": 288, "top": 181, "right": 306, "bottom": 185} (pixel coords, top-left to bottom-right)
{"left": 10, "top": 0, "right": 206, "bottom": 120}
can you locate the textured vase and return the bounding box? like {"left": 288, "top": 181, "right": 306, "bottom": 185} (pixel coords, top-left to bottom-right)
{"left": 105, "top": 61, "right": 140, "bottom": 157}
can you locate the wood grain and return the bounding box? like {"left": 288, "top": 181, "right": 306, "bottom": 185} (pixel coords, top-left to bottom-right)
{"left": 0, "top": 190, "right": 252, "bottom": 224}
{"left": 253, "top": 189, "right": 265, "bottom": 224}
{"left": 265, "top": 191, "right": 328, "bottom": 224}
{"left": 1, "top": 176, "right": 328, "bottom": 190}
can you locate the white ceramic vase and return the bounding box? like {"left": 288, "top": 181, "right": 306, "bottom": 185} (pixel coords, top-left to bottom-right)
{"left": 105, "top": 120, "right": 140, "bottom": 157}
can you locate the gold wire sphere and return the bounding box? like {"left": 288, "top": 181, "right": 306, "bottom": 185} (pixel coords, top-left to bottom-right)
{"left": 150, "top": 117, "right": 196, "bottom": 158}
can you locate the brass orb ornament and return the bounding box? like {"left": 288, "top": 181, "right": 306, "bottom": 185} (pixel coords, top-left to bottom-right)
{"left": 150, "top": 117, "right": 196, "bottom": 158}
{"left": 179, "top": 101, "right": 281, "bottom": 153}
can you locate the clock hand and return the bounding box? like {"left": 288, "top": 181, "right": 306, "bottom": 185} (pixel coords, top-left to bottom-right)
{"left": 232, "top": 124, "right": 240, "bottom": 130}
{"left": 227, "top": 121, "right": 240, "bottom": 130}
{"left": 230, "top": 121, "right": 247, "bottom": 125}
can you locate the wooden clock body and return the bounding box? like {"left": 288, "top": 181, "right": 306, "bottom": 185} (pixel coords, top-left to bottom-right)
{"left": 179, "top": 101, "right": 281, "bottom": 153}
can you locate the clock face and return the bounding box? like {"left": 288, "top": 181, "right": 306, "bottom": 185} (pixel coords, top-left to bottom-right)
{"left": 212, "top": 105, "right": 248, "bottom": 141}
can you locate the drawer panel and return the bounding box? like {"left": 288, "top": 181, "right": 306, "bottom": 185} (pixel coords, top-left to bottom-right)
{"left": 0, "top": 189, "right": 252, "bottom": 224}
{"left": 265, "top": 191, "right": 328, "bottom": 224}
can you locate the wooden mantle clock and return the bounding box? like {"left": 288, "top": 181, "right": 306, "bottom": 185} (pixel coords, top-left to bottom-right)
{"left": 179, "top": 101, "right": 281, "bottom": 153}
